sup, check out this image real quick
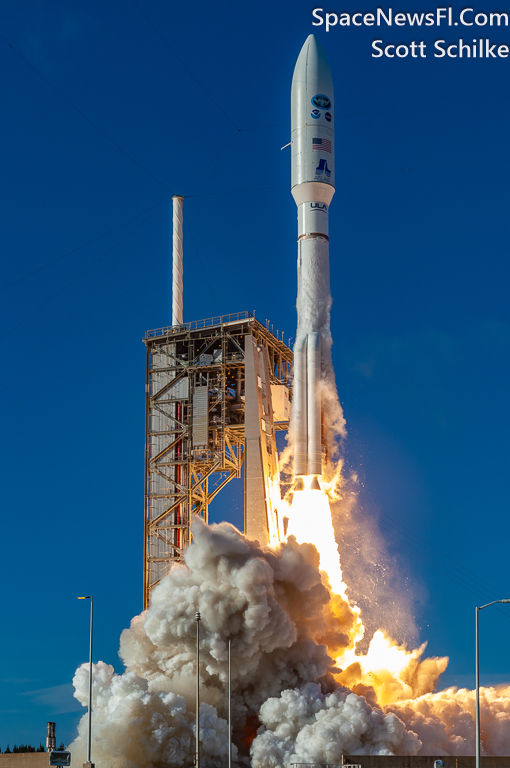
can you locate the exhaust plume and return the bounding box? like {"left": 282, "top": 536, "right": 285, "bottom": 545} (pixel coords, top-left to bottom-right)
{"left": 69, "top": 514, "right": 510, "bottom": 765}
{"left": 68, "top": 521, "right": 416, "bottom": 765}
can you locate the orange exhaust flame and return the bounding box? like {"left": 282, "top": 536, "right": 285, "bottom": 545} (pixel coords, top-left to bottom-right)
{"left": 283, "top": 476, "right": 448, "bottom": 710}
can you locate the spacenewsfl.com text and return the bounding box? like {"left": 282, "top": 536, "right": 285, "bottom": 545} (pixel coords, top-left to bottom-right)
{"left": 312, "top": 8, "right": 510, "bottom": 57}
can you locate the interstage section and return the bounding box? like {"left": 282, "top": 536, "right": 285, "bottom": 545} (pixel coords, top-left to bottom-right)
{"left": 143, "top": 311, "right": 293, "bottom": 608}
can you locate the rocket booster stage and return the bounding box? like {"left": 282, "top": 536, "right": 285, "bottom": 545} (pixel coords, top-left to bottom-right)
{"left": 291, "top": 35, "right": 335, "bottom": 487}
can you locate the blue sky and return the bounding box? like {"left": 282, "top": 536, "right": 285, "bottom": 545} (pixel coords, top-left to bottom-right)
{"left": 1, "top": 0, "right": 510, "bottom": 749}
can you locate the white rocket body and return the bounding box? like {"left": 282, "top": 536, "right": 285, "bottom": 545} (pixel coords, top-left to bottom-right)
{"left": 291, "top": 35, "right": 335, "bottom": 482}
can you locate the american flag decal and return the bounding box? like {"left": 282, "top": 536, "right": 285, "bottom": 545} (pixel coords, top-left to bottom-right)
{"left": 312, "top": 137, "right": 332, "bottom": 153}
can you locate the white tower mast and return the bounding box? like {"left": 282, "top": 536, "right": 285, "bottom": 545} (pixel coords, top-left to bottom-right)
{"left": 172, "top": 195, "right": 184, "bottom": 325}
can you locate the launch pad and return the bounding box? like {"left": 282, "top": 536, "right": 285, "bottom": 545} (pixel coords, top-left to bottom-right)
{"left": 143, "top": 311, "right": 292, "bottom": 607}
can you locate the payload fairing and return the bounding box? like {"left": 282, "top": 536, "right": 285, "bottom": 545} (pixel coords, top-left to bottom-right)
{"left": 291, "top": 35, "right": 335, "bottom": 488}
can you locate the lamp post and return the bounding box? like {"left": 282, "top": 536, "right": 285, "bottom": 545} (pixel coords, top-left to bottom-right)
{"left": 78, "top": 596, "right": 94, "bottom": 768}
{"left": 475, "top": 598, "right": 510, "bottom": 768}
{"left": 228, "top": 638, "right": 232, "bottom": 768}
{"left": 195, "top": 612, "right": 201, "bottom": 768}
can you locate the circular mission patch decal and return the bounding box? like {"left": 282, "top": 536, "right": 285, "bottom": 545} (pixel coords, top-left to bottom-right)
{"left": 311, "top": 94, "right": 331, "bottom": 110}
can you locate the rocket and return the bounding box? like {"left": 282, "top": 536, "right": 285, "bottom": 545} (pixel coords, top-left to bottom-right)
{"left": 291, "top": 35, "right": 335, "bottom": 491}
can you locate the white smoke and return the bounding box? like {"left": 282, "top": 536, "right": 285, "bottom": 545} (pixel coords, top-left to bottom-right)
{"left": 389, "top": 686, "right": 510, "bottom": 756}
{"left": 68, "top": 519, "right": 420, "bottom": 766}
{"left": 252, "top": 684, "right": 421, "bottom": 766}
{"left": 69, "top": 519, "right": 510, "bottom": 765}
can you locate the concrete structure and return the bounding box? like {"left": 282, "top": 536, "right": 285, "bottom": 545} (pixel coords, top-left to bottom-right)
{"left": 2, "top": 753, "right": 510, "bottom": 768}
{"left": 0, "top": 756, "right": 49, "bottom": 768}
{"left": 143, "top": 311, "right": 292, "bottom": 608}
{"left": 335, "top": 758, "right": 510, "bottom": 768}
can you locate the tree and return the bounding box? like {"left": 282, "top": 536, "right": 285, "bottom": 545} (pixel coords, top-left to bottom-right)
{"left": 13, "top": 744, "right": 37, "bottom": 753}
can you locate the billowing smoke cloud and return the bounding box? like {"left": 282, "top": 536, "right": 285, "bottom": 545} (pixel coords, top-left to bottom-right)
{"left": 252, "top": 684, "right": 421, "bottom": 765}
{"left": 68, "top": 520, "right": 420, "bottom": 766}
{"left": 389, "top": 686, "right": 510, "bottom": 756}
{"left": 68, "top": 517, "right": 510, "bottom": 766}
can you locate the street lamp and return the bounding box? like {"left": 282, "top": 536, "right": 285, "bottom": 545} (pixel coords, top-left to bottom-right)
{"left": 195, "top": 612, "right": 201, "bottom": 768}
{"left": 475, "top": 598, "right": 510, "bottom": 768}
{"left": 228, "top": 638, "right": 232, "bottom": 768}
{"left": 78, "top": 596, "right": 94, "bottom": 768}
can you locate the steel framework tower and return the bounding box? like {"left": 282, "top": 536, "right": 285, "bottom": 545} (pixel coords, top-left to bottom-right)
{"left": 143, "top": 311, "right": 292, "bottom": 608}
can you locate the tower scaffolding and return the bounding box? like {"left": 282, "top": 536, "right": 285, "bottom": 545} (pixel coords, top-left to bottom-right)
{"left": 143, "top": 311, "right": 293, "bottom": 608}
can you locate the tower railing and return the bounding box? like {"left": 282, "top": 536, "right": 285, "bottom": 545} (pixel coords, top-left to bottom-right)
{"left": 146, "top": 311, "right": 255, "bottom": 339}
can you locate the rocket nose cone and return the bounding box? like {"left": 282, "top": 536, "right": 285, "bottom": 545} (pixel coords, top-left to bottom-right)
{"left": 290, "top": 32, "right": 335, "bottom": 190}
{"left": 297, "top": 34, "right": 322, "bottom": 57}
{"left": 302, "top": 34, "right": 323, "bottom": 57}
{"left": 292, "top": 34, "right": 332, "bottom": 89}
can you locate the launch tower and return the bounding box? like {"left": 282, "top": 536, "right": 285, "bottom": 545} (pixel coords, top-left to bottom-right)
{"left": 143, "top": 311, "right": 292, "bottom": 607}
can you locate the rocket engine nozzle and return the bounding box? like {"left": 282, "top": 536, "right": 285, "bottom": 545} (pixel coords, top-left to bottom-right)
{"left": 293, "top": 475, "right": 321, "bottom": 492}
{"left": 46, "top": 722, "right": 56, "bottom": 753}
{"left": 310, "top": 476, "right": 321, "bottom": 491}
{"left": 293, "top": 477, "right": 305, "bottom": 491}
